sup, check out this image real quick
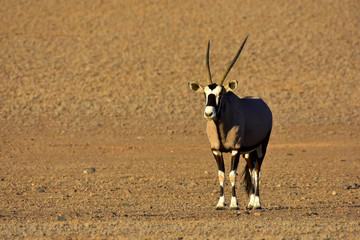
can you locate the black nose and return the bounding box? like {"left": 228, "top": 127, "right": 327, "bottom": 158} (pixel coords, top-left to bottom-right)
{"left": 205, "top": 112, "right": 213, "bottom": 118}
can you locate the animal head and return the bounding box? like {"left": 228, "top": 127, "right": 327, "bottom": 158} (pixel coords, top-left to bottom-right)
{"left": 188, "top": 36, "right": 248, "bottom": 121}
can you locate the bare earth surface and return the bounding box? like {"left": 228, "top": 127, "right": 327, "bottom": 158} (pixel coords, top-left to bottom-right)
{"left": 1, "top": 0, "right": 359, "bottom": 239}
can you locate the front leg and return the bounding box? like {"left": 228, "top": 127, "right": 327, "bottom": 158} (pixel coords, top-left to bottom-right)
{"left": 229, "top": 150, "right": 240, "bottom": 210}
{"left": 212, "top": 150, "right": 225, "bottom": 210}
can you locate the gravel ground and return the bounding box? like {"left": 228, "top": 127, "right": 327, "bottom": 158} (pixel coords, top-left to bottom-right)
{"left": 1, "top": 0, "right": 359, "bottom": 239}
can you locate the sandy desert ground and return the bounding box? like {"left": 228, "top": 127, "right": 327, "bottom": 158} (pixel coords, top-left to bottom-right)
{"left": 0, "top": 0, "right": 359, "bottom": 239}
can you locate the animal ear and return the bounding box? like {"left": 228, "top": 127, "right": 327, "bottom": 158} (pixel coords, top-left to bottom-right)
{"left": 188, "top": 82, "right": 204, "bottom": 93}
{"left": 225, "top": 80, "right": 238, "bottom": 92}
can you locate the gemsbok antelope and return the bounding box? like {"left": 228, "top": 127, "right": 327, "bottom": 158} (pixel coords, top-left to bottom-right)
{"left": 188, "top": 36, "right": 272, "bottom": 210}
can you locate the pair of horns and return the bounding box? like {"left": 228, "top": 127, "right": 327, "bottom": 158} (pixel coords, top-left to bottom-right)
{"left": 206, "top": 36, "right": 248, "bottom": 85}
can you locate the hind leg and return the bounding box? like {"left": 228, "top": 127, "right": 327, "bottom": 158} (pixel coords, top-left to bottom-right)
{"left": 244, "top": 151, "right": 257, "bottom": 209}
{"left": 245, "top": 150, "right": 263, "bottom": 209}
{"left": 246, "top": 137, "right": 270, "bottom": 209}
{"left": 252, "top": 148, "right": 263, "bottom": 210}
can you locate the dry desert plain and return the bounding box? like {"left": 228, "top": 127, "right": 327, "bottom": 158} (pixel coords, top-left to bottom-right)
{"left": 0, "top": 0, "right": 360, "bottom": 239}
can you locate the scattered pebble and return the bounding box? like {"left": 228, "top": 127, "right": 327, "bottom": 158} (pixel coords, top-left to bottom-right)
{"left": 243, "top": 211, "right": 250, "bottom": 215}
{"left": 307, "top": 212, "right": 318, "bottom": 216}
{"left": 37, "top": 188, "right": 45, "bottom": 193}
{"left": 83, "top": 168, "right": 96, "bottom": 174}
{"left": 253, "top": 212, "right": 261, "bottom": 216}
{"left": 343, "top": 183, "right": 360, "bottom": 190}
{"left": 332, "top": 191, "right": 337, "bottom": 196}
{"left": 57, "top": 216, "right": 67, "bottom": 221}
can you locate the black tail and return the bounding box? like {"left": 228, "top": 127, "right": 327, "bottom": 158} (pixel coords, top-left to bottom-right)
{"left": 242, "top": 164, "right": 252, "bottom": 196}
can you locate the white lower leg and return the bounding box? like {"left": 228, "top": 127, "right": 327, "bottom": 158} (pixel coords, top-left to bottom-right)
{"left": 253, "top": 196, "right": 261, "bottom": 209}
{"left": 253, "top": 170, "right": 261, "bottom": 209}
{"left": 229, "top": 170, "right": 238, "bottom": 209}
{"left": 247, "top": 169, "right": 257, "bottom": 208}
{"left": 248, "top": 194, "right": 255, "bottom": 208}
{"left": 216, "top": 170, "right": 226, "bottom": 208}
{"left": 217, "top": 195, "right": 226, "bottom": 208}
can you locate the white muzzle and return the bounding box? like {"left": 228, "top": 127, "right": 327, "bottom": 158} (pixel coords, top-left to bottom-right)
{"left": 204, "top": 106, "right": 216, "bottom": 120}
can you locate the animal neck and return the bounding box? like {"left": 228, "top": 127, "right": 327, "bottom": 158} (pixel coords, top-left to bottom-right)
{"left": 212, "top": 101, "right": 225, "bottom": 139}
{"left": 214, "top": 94, "right": 225, "bottom": 120}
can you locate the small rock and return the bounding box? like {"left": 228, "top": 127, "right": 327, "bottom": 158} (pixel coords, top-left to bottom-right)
{"left": 57, "top": 216, "right": 67, "bottom": 221}
{"left": 189, "top": 181, "right": 198, "bottom": 187}
{"left": 37, "top": 188, "right": 45, "bottom": 193}
{"left": 343, "top": 183, "right": 359, "bottom": 190}
{"left": 307, "top": 212, "right": 318, "bottom": 216}
{"left": 83, "top": 168, "right": 96, "bottom": 174}
{"left": 332, "top": 191, "right": 337, "bottom": 196}
{"left": 253, "top": 212, "right": 261, "bottom": 216}
{"left": 243, "top": 211, "right": 250, "bottom": 215}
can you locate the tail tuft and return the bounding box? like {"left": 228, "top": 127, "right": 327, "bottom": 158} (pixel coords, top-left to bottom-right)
{"left": 242, "top": 164, "right": 252, "bottom": 196}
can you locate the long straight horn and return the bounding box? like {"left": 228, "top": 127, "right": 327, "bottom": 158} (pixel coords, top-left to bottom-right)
{"left": 218, "top": 36, "right": 248, "bottom": 85}
{"left": 206, "top": 40, "right": 212, "bottom": 84}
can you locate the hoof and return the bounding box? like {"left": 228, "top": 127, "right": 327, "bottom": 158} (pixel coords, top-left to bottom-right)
{"left": 215, "top": 206, "right": 226, "bottom": 210}
{"left": 230, "top": 206, "right": 240, "bottom": 210}
{"left": 246, "top": 205, "right": 262, "bottom": 210}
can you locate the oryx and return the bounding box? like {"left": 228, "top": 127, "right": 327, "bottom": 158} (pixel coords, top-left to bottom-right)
{"left": 188, "top": 36, "right": 272, "bottom": 210}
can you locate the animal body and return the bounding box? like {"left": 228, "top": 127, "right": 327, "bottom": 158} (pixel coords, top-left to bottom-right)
{"left": 188, "top": 36, "right": 272, "bottom": 210}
